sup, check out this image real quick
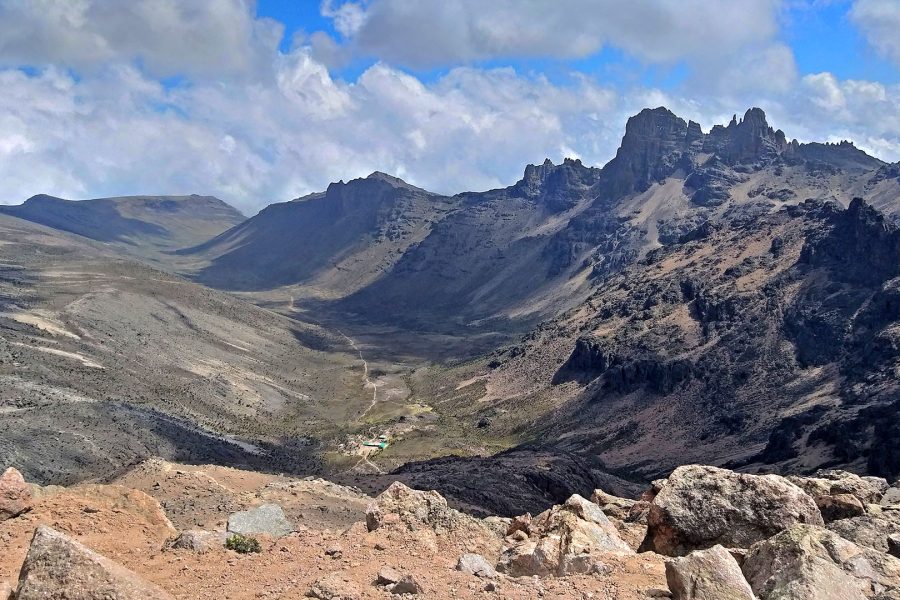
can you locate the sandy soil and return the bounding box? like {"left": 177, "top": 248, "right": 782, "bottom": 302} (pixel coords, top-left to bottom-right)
{"left": 0, "top": 461, "right": 668, "bottom": 599}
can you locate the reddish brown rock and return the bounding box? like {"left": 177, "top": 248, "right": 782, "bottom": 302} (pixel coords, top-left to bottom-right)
{"left": 0, "top": 467, "right": 33, "bottom": 521}
{"left": 15, "top": 525, "right": 173, "bottom": 599}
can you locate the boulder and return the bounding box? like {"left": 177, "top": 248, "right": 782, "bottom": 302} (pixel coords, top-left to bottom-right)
{"left": 790, "top": 471, "right": 889, "bottom": 506}
{"left": 456, "top": 553, "right": 497, "bottom": 579}
{"left": 883, "top": 488, "right": 900, "bottom": 507}
{"left": 306, "top": 573, "right": 360, "bottom": 600}
{"left": 0, "top": 581, "right": 12, "bottom": 600}
{"left": 790, "top": 471, "right": 889, "bottom": 522}
{"left": 364, "top": 482, "right": 489, "bottom": 539}
{"left": 641, "top": 465, "right": 823, "bottom": 556}
{"left": 828, "top": 515, "right": 900, "bottom": 553}
{"left": 375, "top": 566, "right": 401, "bottom": 586}
{"left": 390, "top": 574, "right": 422, "bottom": 595}
{"left": 890, "top": 534, "right": 900, "bottom": 559}
{"left": 482, "top": 516, "right": 511, "bottom": 537}
{"left": 665, "top": 545, "right": 755, "bottom": 600}
{"left": 227, "top": 503, "right": 293, "bottom": 537}
{"left": 817, "top": 493, "right": 866, "bottom": 522}
{"left": 742, "top": 524, "right": 900, "bottom": 600}
{"left": 0, "top": 467, "right": 33, "bottom": 521}
{"left": 497, "top": 494, "right": 632, "bottom": 577}
{"left": 166, "top": 530, "right": 227, "bottom": 552}
{"left": 15, "top": 525, "right": 173, "bottom": 599}
{"left": 497, "top": 536, "right": 561, "bottom": 578}
{"left": 591, "top": 488, "right": 637, "bottom": 521}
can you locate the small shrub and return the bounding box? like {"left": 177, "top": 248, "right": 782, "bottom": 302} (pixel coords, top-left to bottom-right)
{"left": 225, "top": 533, "right": 261, "bottom": 554}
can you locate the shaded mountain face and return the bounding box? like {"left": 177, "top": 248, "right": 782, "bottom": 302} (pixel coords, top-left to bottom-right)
{"left": 187, "top": 108, "right": 894, "bottom": 353}
{"left": 404, "top": 197, "right": 899, "bottom": 515}
{"left": 188, "top": 172, "right": 457, "bottom": 294}
{"left": 0, "top": 194, "right": 245, "bottom": 262}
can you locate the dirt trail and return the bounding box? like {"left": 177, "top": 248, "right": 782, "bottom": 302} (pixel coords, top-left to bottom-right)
{"left": 336, "top": 330, "right": 378, "bottom": 420}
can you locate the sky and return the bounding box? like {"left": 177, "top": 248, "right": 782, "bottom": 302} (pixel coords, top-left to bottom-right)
{"left": 0, "top": 0, "right": 898, "bottom": 214}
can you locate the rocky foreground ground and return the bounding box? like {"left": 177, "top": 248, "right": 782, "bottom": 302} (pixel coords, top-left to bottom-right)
{"left": 1, "top": 460, "right": 899, "bottom": 599}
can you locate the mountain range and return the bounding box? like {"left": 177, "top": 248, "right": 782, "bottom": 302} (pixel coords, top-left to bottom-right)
{"left": 1, "top": 107, "right": 899, "bottom": 515}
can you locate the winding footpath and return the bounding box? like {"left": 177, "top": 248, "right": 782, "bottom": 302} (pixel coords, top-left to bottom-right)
{"left": 288, "top": 295, "right": 383, "bottom": 474}
{"left": 336, "top": 331, "right": 378, "bottom": 419}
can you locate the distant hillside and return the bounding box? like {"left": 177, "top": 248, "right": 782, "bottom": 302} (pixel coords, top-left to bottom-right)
{"left": 0, "top": 213, "right": 373, "bottom": 485}
{"left": 187, "top": 172, "right": 455, "bottom": 295}
{"left": 0, "top": 194, "right": 245, "bottom": 262}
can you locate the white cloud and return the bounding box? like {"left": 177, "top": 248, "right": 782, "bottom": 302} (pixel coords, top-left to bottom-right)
{"left": 324, "top": 0, "right": 783, "bottom": 67}
{"left": 0, "top": 0, "right": 283, "bottom": 79}
{"left": 0, "top": 0, "right": 896, "bottom": 215}
{"left": 0, "top": 54, "right": 637, "bottom": 212}
{"left": 850, "top": 0, "right": 900, "bottom": 66}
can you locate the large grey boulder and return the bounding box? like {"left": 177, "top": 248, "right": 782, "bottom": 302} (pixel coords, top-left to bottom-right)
{"left": 0, "top": 467, "right": 33, "bottom": 521}
{"left": 789, "top": 471, "right": 889, "bottom": 521}
{"left": 665, "top": 544, "right": 755, "bottom": 600}
{"left": 497, "top": 494, "right": 631, "bottom": 577}
{"left": 641, "top": 465, "right": 823, "bottom": 556}
{"left": 742, "top": 524, "right": 900, "bottom": 600}
{"left": 227, "top": 503, "right": 294, "bottom": 537}
{"left": 828, "top": 514, "right": 900, "bottom": 553}
{"left": 15, "top": 525, "right": 173, "bottom": 599}
{"left": 883, "top": 488, "right": 900, "bottom": 507}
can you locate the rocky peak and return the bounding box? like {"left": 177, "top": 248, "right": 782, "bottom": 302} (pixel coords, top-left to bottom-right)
{"left": 514, "top": 157, "right": 599, "bottom": 212}
{"left": 704, "top": 107, "right": 788, "bottom": 165}
{"left": 600, "top": 107, "right": 694, "bottom": 197}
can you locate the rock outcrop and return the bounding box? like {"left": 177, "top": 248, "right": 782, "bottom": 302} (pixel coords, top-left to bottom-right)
{"left": 0, "top": 467, "right": 33, "bottom": 521}
{"left": 742, "top": 525, "right": 900, "bottom": 599}
{"left": 497, "top": 494, "right": 632, "bottom": 577}
{"left": 640, "top": 465, "right": 823, "bottom": 556}
{"left": 665, "top": 545, "right": 755, "bottom": 600}
{"left": 364, "top": 481, "right": 489, "bottom": 537}
{"left": 15, "top": 525, "right": 173, "bottom": 599}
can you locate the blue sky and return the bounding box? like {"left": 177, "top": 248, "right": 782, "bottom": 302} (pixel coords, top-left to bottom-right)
{"left": 255, "top": 0, "right": 899, "bottom": 87}
{"left": 0, "top": 0, "right": 897, "bottom": 211}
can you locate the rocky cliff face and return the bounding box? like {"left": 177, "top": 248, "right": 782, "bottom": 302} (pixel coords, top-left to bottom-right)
{"left": 418, "top": 197, "right": 899, "bottom": 513}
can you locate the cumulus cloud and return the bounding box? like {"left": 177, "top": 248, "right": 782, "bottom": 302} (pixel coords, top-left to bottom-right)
{"left": 327, "top": 0, "right": 784, "bottom": 68}
{"left": 0, "top": 53, "right": 639, "bottom": 212}
{"left": 0, "top": 0, "right": 896, "bottom": 214}
{"left": 850, "top": 0, "right": 900, "bottom": 66}
{"left": 0, "top": 0, "right": 283, "bottom": 78}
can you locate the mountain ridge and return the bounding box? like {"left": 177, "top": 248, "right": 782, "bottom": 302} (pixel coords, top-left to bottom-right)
{"left": 0, "top": 193, "right": 245, "bottom": 263}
